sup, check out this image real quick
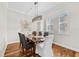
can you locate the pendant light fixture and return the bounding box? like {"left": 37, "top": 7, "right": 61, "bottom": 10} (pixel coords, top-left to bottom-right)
{"left": 34, "top": 2, "right": 38, "bottom": 17}
{"left": 32, "top": 2, "right": 42, "bottom": 22}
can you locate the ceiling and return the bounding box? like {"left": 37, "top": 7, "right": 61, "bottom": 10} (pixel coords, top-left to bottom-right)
{"left": 7, "top": 2, "right": 62, "bottom": 18}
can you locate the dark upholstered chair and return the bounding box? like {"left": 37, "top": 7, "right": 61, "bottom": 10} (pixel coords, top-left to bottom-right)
{"left": 18, "top": 33, "right": 23, "bottom": 48}
{"left": 18, "top": 33, "right": 35, "bottom": 56}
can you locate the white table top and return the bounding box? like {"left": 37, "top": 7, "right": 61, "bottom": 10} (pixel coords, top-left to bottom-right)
{"left": 36, "top": 35, "right": 54, "bottom": 57}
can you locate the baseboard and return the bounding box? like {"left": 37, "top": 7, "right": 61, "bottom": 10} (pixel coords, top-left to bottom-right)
{"left": 54, "top": 42, "right": 79, "bottom": 52}
{"left": 1, "top": 43, "right": 7, "bottom": 57}
{"left": 7, "top": 41, "right": 19, "bottom": 45}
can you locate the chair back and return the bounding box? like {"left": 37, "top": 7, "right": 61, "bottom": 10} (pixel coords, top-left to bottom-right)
{"left": 44, "top": 32, "right": 48, "bottom": 37}
{"left": 18, "top": 33, "right": 23, "bottom": 44}
{"left": 22, "top": 34, "right": 34, "bottom": 49}
{"left": 18, "top": 32, "right": 34, "bottom": 49}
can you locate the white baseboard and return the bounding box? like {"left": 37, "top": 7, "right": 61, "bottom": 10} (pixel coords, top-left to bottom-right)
{"left": 0, "top": 43, "right": 7, "bottom": 57}
{"left": 54, "top": 42, "right": 79, "bottom": 52}
{"left": 8, "top": 41, "right": 19, "bottom": 45}
{"left": 1, "top": 41, "right": 19, "bottom": 57}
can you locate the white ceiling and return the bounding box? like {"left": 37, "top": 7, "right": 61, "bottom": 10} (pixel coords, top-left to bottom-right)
{"left": 7, "top": 2, "right": 62, "bottom": 17}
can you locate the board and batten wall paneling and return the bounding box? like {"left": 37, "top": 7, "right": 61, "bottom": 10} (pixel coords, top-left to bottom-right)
{"left": 7, "top": 8, "right": 29, "bottom": 44}
{"left": 49, "top": 3, "right": 79, "bottom": 52}
{"left": 0, "top": 3, "right": 7, "bottom": 56}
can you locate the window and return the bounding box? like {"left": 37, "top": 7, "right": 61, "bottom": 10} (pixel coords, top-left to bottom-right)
{"left": 37, "top": 21, "right": 41, "bottom": 31}
{"left": 47, "top": 17, "right": 54, "bottom": 34}
{"left": 59, "top": 13, "right": 67, "bottom": 33}
{"left": 43, "top": 19, "right": 47, "bottom": 32}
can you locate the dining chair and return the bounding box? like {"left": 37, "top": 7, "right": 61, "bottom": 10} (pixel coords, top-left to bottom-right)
{"left": 18, "top": 33, "right": 35, "bottom": 56}
{"left": 18, "top": 33, "right": 23, "bottom": 48}
{"left": 44, "top": 32, "right": 48, "bottom": 37}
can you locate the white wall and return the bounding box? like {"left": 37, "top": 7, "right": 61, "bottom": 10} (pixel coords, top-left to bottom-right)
{"left": 7, "top": 8, "right": 28, "bottom": 44}
{"left": 0, "top": 3, "right": 31, "bottom": 56}
{"left": 0, "top": 4, "right": 7, "bottom": 56}
{"left": 42, "top": 3, "right": 79, "bottom": 52}
{"left": 52, "top": 3, "right": 79, "bottom": 52}
{"left": 57, "top": 3, "right": 79, "bottom": 52}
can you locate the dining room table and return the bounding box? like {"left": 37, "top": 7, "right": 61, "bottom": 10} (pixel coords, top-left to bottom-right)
{"left": 35, "top": 35, "right": 54, "bottom": 57}
{"left": 25, "top": 33, "right": 54, "bottom": 57}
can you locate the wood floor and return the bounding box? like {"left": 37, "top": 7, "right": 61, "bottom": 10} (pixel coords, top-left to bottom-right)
{"left": 5, "top": 42, "right": 25, "bottom": 57}
{"left": 53, "top": 44, "right": 79, "bottom": 57}
{"left": 4, "top": 42, "right": 40, "bottom": 57}
{"left": 4, "top": 42, "right": 79, "bottom": 57}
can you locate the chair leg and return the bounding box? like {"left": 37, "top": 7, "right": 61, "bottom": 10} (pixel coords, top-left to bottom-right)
{"left": 25, "top": 49, "right": 27, "bottom": 56}
{"left": 19, "top": 43, "right": 21, "bottom": 48}
{"left": 23, "top": 49, "right": 24, "bottom": 54}
{"left": 31, "top": 48, "right": 33, "bottom": 56}
{"left": 21, "top": 46, "right": 24, "bottom": 55}
{"left": 33, "top": 45, "right": 36, "bottom": 57}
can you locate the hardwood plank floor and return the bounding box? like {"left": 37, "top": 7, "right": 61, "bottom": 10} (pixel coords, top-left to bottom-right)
{"left": 5, "top": 42, "right": 23, "bottom": 57}
{"left": 52, "top": 44, "right": 79, "bottom": 57}
{"left": 4, "top": 42, "right": 40, "bottom": 57}
{"left": 5, "top": 42, "right": 79, "bottom": 57}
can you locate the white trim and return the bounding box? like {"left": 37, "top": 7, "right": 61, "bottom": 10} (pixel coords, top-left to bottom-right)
{"left": 1, "top": 44, "right": 7, "bottom": 57}
{"left": 0, "top": 0, "right": 79, "bottom": 2}
{"left": 8, "top": 41, "right": 19, "bottom": 45}
{"left": 7, "top": 8, "right": 27, "bottom": 16}
{"left": 54, "top": 42, "right": 79, "bottom": 52}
